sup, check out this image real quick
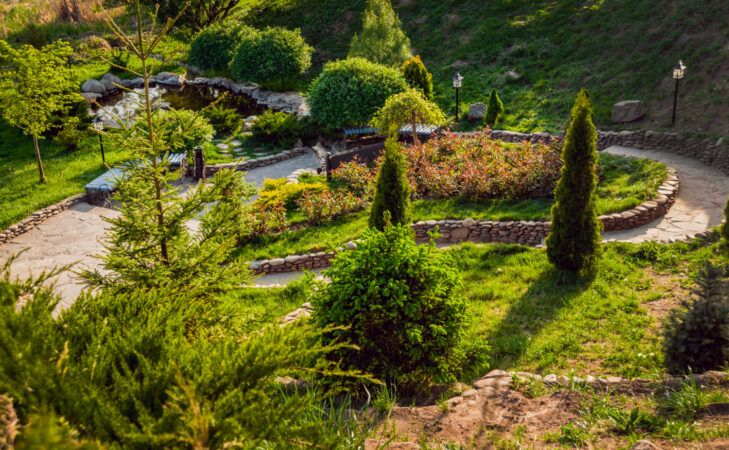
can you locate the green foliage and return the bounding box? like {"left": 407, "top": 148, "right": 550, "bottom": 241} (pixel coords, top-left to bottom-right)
{"left": 662, "top": 262, "right": 729, "bottom": 374}
{"left": 402, "top": 55, "right": 433, "bottom": 99}
{"left": 140, "top": 109, "right": 215, "bottom": 151}
{"left": 348, "top": 0, "right": 412, "bottom": 66}
{"left": 250, "top": 110, "right": 305, "bottom": 148}
{"left": 308, "top": 57, "right": 409, "bottom": 129}
{"left": 138, "top": 0, "right": 240, "bottom": 31}
{"left": 485, "top": 88, "right": 504, "bottom": 125}
{"left": 0, "top": 39, "right": 82, "bottom": 183}
{"left": 52, "top": 117, "right": 88, "bottom": 151}
{"left": 311, "top": 221, "right": 468, "bottom": 391}
{"left": 722, "top": 198, "right": 729, "bottom": 244}
{"left": 257, "top": 179, "right": 328, "bottom": 209}
{"left": 202, "top": 104, "right": 243, "bottom": 135}
{"left": 229, "top": 26, "right": 313, "bottom": 88}
{"left": 369, "top": 137, "right": 411, "bottom": 230}
{"left": 546, "top": 90, "right": 602, "bottom": 274}
{"left": 188, "top": 24, "right": 257, "bottom": 71}
{"left": 108, "top": 48, "right": 130, "bottom": 75}
{"left": 370, "top": 87, "right": 445, "bottom": 144}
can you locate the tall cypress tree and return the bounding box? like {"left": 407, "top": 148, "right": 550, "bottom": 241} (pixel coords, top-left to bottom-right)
{"left": 348, "top": 0, "right": 413, "bottom": 67}
{"left": 402, "top": 55, "right": 433, "bottom": 99}
{"left": 369, "top": 137, "right": 411, "bottom": 230}
{"left": 546, "top": 90, "right": 602, "bottom": 273}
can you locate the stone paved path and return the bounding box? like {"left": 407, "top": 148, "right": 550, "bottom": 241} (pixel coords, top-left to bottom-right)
{"left": 2, "top": 145, "right": 727, "bottom": 308}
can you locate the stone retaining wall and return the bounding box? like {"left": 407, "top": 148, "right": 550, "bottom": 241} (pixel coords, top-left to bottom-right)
{"left": 0, "top": 194, "right": 88, "bottom": 245}
{"left": 247, "top": 170, "right": 678, "bottom": 274}
{"left": 204, "top": 147, "right": 310, "bottom": 177}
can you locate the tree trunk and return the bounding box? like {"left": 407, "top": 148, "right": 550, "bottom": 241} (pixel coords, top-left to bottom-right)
{"left": 33, "top": 135, "right": 46, "bottom": 184}
{"left": 411, "top": 113, "right": 419, "bottom": 146}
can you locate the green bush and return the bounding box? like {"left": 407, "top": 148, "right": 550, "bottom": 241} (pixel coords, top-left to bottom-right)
{"left": 546, "top": 90, "right": 602, "bottom": 274}
{"left": 485, "top": 88, "right": 504, "bottom": 125}
{"left": 402, "top": 55, "right": 433, "bottom": 99}
{"left": 347, "top": 0, "right": 412, "bottom": 67}
{"left": 203, "top": 104, "right": 243, "bottom": 135}
{"left": 257, "top": 178, "right": 328, "bottom": 209}
{"left": 369, "top": 137, "right": 411, "bottom": 230}
{"left": 663, "top": 262, "right": 729, "bottom": 374}
{"left": 189, "top": 24, "right": 257, "bottom": 72}
{"left": 229, "top": 27, "right": 313, "bottom": 89}
{"left": 53, "top": 117, "right": 87, "bottom": 150}
{"left": 108, "top": 48, "right": 130, "bottom": 75}
{"left": 251, "top": 110, "right": 303, "bottom": 148}
{"left": 308, "top": 58, "right": 408, "bottom": 129}
{"left": 141, "top": 109, "right": 215, "bottom": 151}
{"left": 311, "top": 220, "right": 468, "bottom": 391}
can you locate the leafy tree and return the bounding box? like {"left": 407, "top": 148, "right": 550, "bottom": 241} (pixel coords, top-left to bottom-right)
{"left": 188, "top": 24, "right": 257, "bottom": 71}
{"left": 371, "top": 88, "right": 445, "bottom": 145}
{"left": 348, "top": 0, "right": 412, "bottom": 67}
{"left": 369, "top": 137, "right": 411, "bottom": 230}
{"left": 138, "top": 0, "right": 240, "bottom": 32}
{"left": 311, "top": 219, "right": 469, "bottom": 391}
{"left": 308, "top": 58, "right": 408, "bottom": 129}
{"left": 0, "top": 40, "right": 81, "bottom": 183}
{"left": 230, "top": 26, "right": 313, "bottom": 89}
{"left": 402, "top": 55, "right": 433, "bottom": 99}
{"left": 485, "top": 88, "right": 504, "bottom": 125}
{"left": 662, "top": 262, "right": 729, "bottom": 374}
{"left": 546, "top": 90, "right": 602, "bottom": 273}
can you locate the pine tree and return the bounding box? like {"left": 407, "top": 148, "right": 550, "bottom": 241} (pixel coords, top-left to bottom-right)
{"left": 484, "top": 88, "right": 504, "bottom": 126}
{"left": 81, "top": 1, "right": 253, "bottom": 298}
{"left": 369, "top": 137, "right": 411, "bottom": 230}
{"left": 348, "top": 0, "right": 412, "bottom": 67}
{"left": 402, "top": 55, "right": 433, "bottom": 99}
{"left": 546, "top": 90, "right": 602, "bottom": 273}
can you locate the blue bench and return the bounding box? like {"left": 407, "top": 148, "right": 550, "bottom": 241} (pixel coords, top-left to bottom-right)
{"left": 84, "top": 153, "right": 186, "bottom": 196}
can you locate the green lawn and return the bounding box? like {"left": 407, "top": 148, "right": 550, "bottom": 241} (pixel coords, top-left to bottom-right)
{"left": 233, "top": 154, "right": 666, "bottom": 261}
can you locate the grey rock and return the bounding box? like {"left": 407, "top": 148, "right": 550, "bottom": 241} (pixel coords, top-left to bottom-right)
{"left": 468, "top": 102, "right": 487, "bottom": 121}
{"left": 80, "top": 92, "right": 101, "bottom": 103}
{"left": 100, "top": 73, "right": 121, "bottom": 91}
{"left": 156, "top": 71, "right": 177, "bottom": 81}
{"left": 81, "top": 79, "right": 106, "bottom": 94}
{"left": 612, "top": 100, "right": 647, "bottom": 123}
{"left": 504, "top": 70, "right": 522, "bottom": 81}
{"left": 630, "top": 440, "right": 659, "bottom": 450}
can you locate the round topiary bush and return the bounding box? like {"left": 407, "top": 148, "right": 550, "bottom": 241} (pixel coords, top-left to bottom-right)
{"left": 308, "top": 58, "right": 409, "bottom": 129}
{"left": 189, "top": 25, "right": 257, "bottom": 72}
{"left": 310, "top": 220, "right": 469, "bottom": 391}
{"left": 229, "top": 27, "right": 313, "bottom": 88}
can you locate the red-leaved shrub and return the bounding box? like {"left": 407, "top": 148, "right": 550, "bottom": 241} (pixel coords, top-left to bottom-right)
{"left": 297, "top": 188, "right": 368, "bottom": 224}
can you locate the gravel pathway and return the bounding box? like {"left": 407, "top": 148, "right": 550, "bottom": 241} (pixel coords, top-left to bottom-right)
{"left": 1, "top": 145, "right": 727, "bottom": 308}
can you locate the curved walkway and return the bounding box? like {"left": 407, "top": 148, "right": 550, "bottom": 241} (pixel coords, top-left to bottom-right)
{"left": 1, "top": 145, "right": 727, "bottom": 307}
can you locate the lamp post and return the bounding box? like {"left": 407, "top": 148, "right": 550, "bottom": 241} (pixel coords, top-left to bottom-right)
{"left": 453, "top": 72, "right": 463, "bottom": 122}
{"left": 671, "top": 60, "right": 686, "bottom": 127}
{"left": 93, "top": 120, "right": 106, "bottom": 165}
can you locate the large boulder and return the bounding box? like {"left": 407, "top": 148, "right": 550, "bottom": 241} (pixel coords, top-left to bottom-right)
{"left": 100, "top": 73, "right": 122, "bottom": 91}
{"left": 81, "top": 79, "right": 106, "bottom": 94}
{"left": 468, "top": 102, "right": 487, "bottom": 121}
{"left": 156, "top": 71, "right": 178, "bottom": 81}
{"left": 612, "top": 100, "right": 646, "bottom": 123}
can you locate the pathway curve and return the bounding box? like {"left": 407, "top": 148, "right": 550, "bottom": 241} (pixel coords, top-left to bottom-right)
{"left": 1, "top": 145, "right": 727, "bottom": 308}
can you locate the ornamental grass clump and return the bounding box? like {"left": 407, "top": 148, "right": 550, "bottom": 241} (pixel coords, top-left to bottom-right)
{"left": 546, "top": 90, "right": 602, "bottom": 274}
{"left": 311, "top": 218, "right": 469, "bottom": 392}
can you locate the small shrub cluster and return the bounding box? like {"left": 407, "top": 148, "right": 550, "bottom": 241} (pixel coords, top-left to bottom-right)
{"left": 203, "top": 104, "right": 243, "bottom": 135}
{"left": 330, "top": 157, "right": 376, "bottom": 197}
{"left": 251, "top": 110, "right": 306, "bottom": 148}
{"left": 257, "top": 178, "right": 328, "bottom": 209}
{"left": 137, "top": 109, "right": 214, "bottom": 151}
{"left": 401, "top": 130, "right": 562, "bottom": 200}
{"left": 188, "top": 24, "right": 256, "bottom": 72}
{"left": 297, "top": 188, "right": 368, "bottom": 224}
{"left": 244, "top": 201, "right": 288, "bottom": 238}
{"left": 311, "top": 220, "right": 469, "bottom": 391}
{"left": 52, "top": 116, "right": 88, "bottom": 150}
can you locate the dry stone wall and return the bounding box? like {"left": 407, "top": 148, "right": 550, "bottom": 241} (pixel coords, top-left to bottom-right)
{"left": 0, "top": 194, "right": 88, "bottom": 245}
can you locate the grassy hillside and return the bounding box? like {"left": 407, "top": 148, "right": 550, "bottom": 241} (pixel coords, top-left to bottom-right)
{"left": 243, "top": 0, "right": 729, "bottom": 135}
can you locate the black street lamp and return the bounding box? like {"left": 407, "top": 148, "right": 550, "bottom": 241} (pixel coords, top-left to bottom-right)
{"left": 93, "top": 119, "right": 106, "bottom": 165}
{"left": 672, "top": 60, "right": 686, "bottom": 127}
{"left": 453, "top": 72, "right": 463, "bottom": 122}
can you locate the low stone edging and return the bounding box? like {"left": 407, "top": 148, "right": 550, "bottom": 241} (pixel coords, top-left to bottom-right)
{"left": 248, "top": 170, "right": 679, "bottom": 274}
{"left": 0, "top": 194, "right": 88, "bottom": 245}
{"left": 203, "top": 147, "right": 310, "bottom": 177}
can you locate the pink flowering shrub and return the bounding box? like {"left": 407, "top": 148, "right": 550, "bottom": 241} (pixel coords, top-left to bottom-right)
{"left": 401, "top": 130, "right": 562, "bottom": 200}
{"left": 330, "top": 157, "right": 376, "bottom": 197}
{"left": 297, "top": 188, "right": 368, "bottom": 224}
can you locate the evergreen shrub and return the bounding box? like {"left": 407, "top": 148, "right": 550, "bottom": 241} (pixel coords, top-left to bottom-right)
{"left": 250, "top": 110, "right": 304, "bottom": 148}
{"left": 203, "top": 104, "right": 243, "bottom": 135}
{"left": 311, "top": 220, "right": 468, "bottom": 391}
{"left": 308, "top": 58, "right": 408, "bottom": 129}
{"left": 369, "top": 137, "right": 411, "bottom": 230}
{"left": 485, "top": 88, "right": 504, "bottom": 125}
{"left": 347, "top": 0, "right": 412, "bottom": 66}
{"left": 402, "top": 55, "right": 433, "bottom": 99}
{"left": 146, "top": 109, "right": 215, "bottom": 151}
{"left": 663, "top": 262, "right": 729, "bottom": 374}
{"left": 257, "top": 178, "right": 328, "bottom": 209}
{"left": 189, "top": 24, "right": 257, "bottom": 72}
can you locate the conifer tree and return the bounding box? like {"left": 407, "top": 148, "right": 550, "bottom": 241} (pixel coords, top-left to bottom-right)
{"left": 484, "top": 88, "right": 504, "bottom": 126}
{"left": 546, "top": 90, "right": 602, "bottom": 273}
{"left": 402, "top": 55, "right": 433, "bottom": 99}
{"left": 348, "top": 0, "right": 412, "bottom": 67}
{"left": 81, "top": 1, "right": 253, "bottom": 298}
{"left": 369, "top": 137, "right": 411, "bottom": 230}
